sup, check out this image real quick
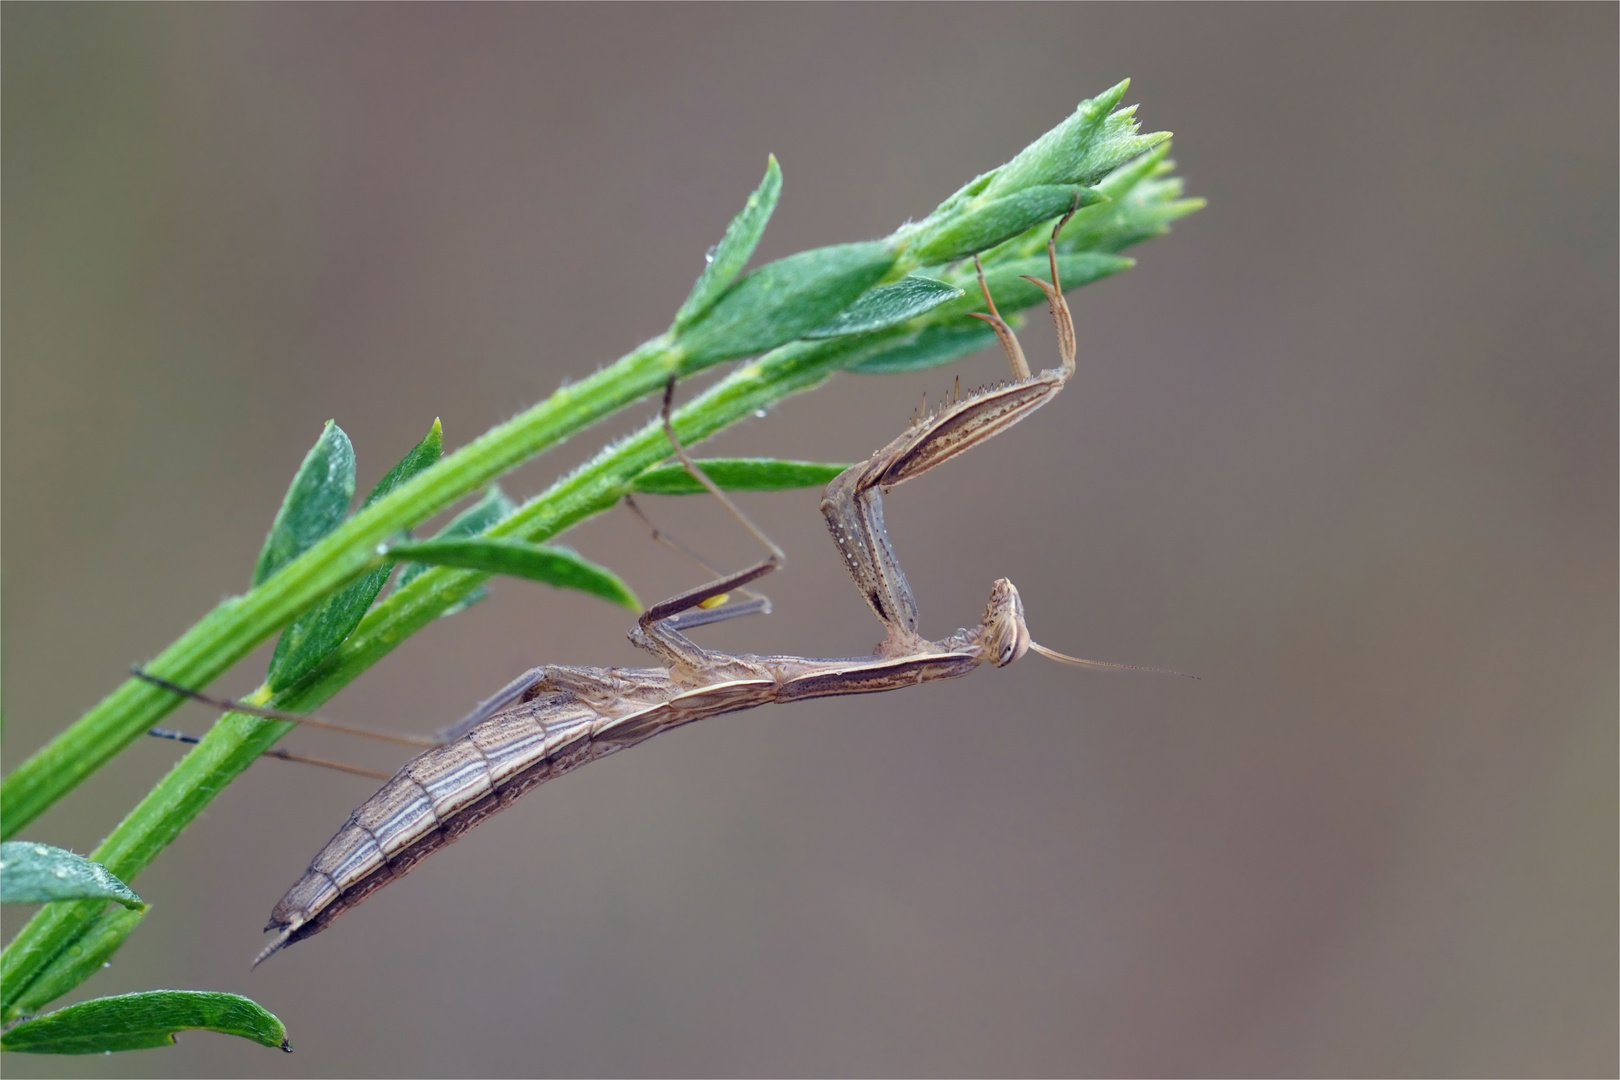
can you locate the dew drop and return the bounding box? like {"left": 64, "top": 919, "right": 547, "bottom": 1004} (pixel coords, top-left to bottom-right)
{"left": 753, "top": 409, "right": 767, "bottom": 419}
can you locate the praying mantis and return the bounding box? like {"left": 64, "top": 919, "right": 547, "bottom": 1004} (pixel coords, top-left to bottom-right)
{"left": 140, "top": 203, "right": 1186, "bottom": 967}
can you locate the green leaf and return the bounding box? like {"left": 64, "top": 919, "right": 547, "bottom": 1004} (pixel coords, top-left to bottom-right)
{"left": 397, "top": 484, "right": 517, "bottom": 594}
{"left": 676, "top": 241, "right": 897, "bottom": 366}
{"left": 8, "top": 906, "right": 145, "bottom": 1018}
{"left": 1057, "top": 144, "right": 1206, "bottom": 254}
{"left": 804, "top": 275, "right": 963, "bottom": 339}
{"left": 361, "top": 421, "right": 446, "bottom": 509}
{"left": 672, "top": 155, "right": 782, "bottom": 333}
{"left": 251, "top": 421, "right": 355, "bottom": 587}
{"left": 908, "top": 82, "right": 1169, "bottom": 273}
{"left": 846, "top": 252, "right": 1133, "bottom": 376}
{"left": 267, "top": 421, "right": 444, "bottom": 692}
{"left": 386, "top": 538, "right": 638, "bottom": 610}
{"left": 845, "top": 318, "right": 1004, "bottom": 375}
{"left": 906, "top": 185, "right": 1104, "bottom": 265}
{"left": 937, "top": 252, "right": 1137, "bottom": 318}
{"left": 0, "top": 844, "right": 143, "bottom": 909}
{"left": 0, "top": 991, "right": 289, "bottom": 1054}
{"left": 984, "top": 79, "right": 1170, "bottom": 196}
{"left": 631, "top": 458, "right": 851, "bottom": 495}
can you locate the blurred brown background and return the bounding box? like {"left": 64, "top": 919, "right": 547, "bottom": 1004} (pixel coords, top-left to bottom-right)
{"left": 3, "top": 5, "right": 1615, "bottom": 1077}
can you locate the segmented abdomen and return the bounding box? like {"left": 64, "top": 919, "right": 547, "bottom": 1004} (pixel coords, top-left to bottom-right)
{"left": 263, "top": 688, "right": 611, "bottom": 958}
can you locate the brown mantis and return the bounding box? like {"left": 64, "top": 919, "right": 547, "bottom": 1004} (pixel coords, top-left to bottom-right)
{"left": 140, "top": 205, "right": 1186, "bottom": 967}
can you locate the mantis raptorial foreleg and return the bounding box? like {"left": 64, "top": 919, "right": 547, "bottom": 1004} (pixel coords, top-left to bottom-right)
{"left": 821, "top": 198, "right": 1083, "bottom": 653}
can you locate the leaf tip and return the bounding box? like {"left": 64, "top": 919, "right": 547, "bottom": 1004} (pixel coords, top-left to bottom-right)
{"left": 1085, "top": 78, "right": 1131, "bottom": 116}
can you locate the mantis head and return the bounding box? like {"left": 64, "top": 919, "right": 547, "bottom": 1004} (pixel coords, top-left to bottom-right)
{"left": 979, "top": 579, "right": 1033, "bottom": 667}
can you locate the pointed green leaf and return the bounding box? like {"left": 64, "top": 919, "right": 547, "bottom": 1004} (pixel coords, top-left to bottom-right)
{"left": 0, "top": 991, "right": 289, "bottom": 1054}
{"left": 1093, "top": 139, "right": 1177, "bottom": 202}
{"left": 907, "top": 186, "right": 1104, "bottom": 265}
{"left": 251, "top": 421, "right": 355, "bottom": 587}
{"left": 673, "top": 155, "right": 782, "bottom": 333}
{"left": 676, "top": 241, "right": 897, "bottom": 366}
{"left": 387, "top": 538, "right": 638, "bottom": 610}
{"left": 361, "top": 420, "right": 446, "bottom": 509}
{"left": 9, "top": 906, "right": 146, "bottom": 1017}
{"left": 985, "top": 79, "right": 1169, "bottom": 196}
{"left": 0, "top": 843, "right": 143, "bottom": 909}
{"left": 397, "top": 484, "right": 518, "bottom": 593}
{"left": 846, "top": 252, "right": 1134, "bottom": 376}
{"left": 631, "top": 458, "right": 851, "bottom": 495}
{"left": 845, "top": 319, "right": 1002, "bottom": 375}
{"left": 910, "top": 83, "right": 1170, "bottom": 269}
{"left": 804, "top": 276, "right": 963, "bottom": 339}
{"left": 1058, "top": 144, "right": 1205, "bottom": 254}
{"left": 267, "top": 421, "right": 445, "bottom": 692}
{"left": 936, "top": 252, "right": 1136, "bottom": 318}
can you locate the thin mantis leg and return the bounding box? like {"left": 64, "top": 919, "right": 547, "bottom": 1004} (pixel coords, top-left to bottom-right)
{"left": 630, "top": 555, "right": 779, "bottom": 676}
{"left": 1008, "top": 189, "right": 1079, "bottom": 375}
{"left": 435, "top": 666, "right": 551, "bottom": 743}
{"left": 132, "top": 667, "right": 439, "bottom": 748}
{"left": 621, "top": 493, "right": 773, "bottom": 612}
{"left": 655, "top": 376, "right": 785, "bottom": 568}
{"left": 970, "top": 253, "right": 1031, "bottom": 382}
{"left": 627, "top": 377, "right": 788, "bottom": 675}
{"left": 147, "top": 727, "right": 392, "bottom": 781}
{"left": 622, "top": 493, "right": 725, "bottom": 577}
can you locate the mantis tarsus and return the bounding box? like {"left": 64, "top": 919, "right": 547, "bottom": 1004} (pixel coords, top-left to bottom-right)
{"left": 139, "top": 205, "right": 1187, "bottom": 967}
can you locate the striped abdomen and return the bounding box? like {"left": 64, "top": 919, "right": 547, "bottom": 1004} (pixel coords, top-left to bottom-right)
{"left": 260, "top": 648, "right": 983, "bottom": 964}
{"left": 262, "top": 688, "right": 615, "bottom": 961}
